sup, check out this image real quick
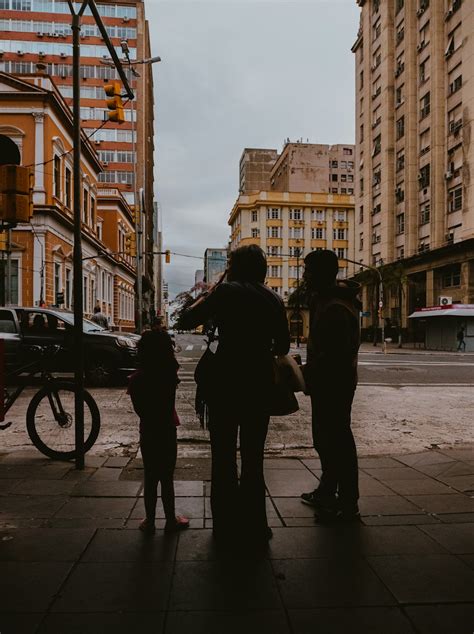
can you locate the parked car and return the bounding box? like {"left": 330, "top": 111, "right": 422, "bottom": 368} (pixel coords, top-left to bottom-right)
{"left": 0, "top": 306, "right": 139, "bottom": 386}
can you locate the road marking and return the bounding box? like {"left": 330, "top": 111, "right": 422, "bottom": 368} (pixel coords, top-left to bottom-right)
{"left": 185, "top": 345, "right": 194, "bottom": 350}
{"left": 201, "top": 345, "right": 207, "bottom": 350}
{"left": 359, "top": 361, "right": 474, "bottom": 367}
{"left": 358, "top": 382, "right": 474, "bottom": 387}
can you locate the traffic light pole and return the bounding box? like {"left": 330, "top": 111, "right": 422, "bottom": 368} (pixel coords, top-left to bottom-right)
{"left": 70, "top": 3, "right": 86, "bottom": 469}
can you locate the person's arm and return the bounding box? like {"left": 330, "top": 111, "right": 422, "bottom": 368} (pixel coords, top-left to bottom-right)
{"left": 179, "top": 284, "right": 224, "bottom": 330}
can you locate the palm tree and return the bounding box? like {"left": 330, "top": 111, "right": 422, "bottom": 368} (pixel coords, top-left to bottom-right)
{"left": 381, "top": 262, "right": 407, "bottom": 348}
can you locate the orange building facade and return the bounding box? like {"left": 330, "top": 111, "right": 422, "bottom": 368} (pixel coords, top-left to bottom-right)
{"left": 0, "top": 72, "right": 136, "bottom": 330}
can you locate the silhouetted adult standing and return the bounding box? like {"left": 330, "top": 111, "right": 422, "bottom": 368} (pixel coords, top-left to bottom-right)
{"left": 90, "top": 305, "right": 109, "bottom": 329}
{"left": 181, "top": 245, "right": 290, "bottom": 545}
{"left": 301, "top": 250, "right": 362, "bottom": 521}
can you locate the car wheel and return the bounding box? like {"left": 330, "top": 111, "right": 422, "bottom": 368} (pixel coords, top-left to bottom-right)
{"left": 86, "top": 357, "right": 115, "bottom": 387}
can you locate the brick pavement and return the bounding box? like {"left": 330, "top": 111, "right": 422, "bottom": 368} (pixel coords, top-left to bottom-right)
{"left": 0, "top": 446, "right": 473, "bottom": 633}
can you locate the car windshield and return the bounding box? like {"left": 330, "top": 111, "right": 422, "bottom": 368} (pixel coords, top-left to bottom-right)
{"left": 47, "top": 311, "right": 105, "bottom": 333}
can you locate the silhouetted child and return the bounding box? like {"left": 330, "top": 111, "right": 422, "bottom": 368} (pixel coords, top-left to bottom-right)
{"left": 128, "top": 330, "right": 189, "bottom": 535}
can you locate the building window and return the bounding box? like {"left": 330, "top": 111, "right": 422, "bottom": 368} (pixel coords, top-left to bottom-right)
{"left": 331, "top": 174, "right": 338, "bottom": 182}
{"left": 312, "top": 209, "right": 325, "bottom": 221}
{"left": 396, "top": 213, "right": 405, "bottom": 235}
{"left": 360, "top": 178, "right": 364, "bottom": 193}
{"left": 334, "top": 228, "right": 347, "bottom": 240}
{"left": 267, "top": 246, "right": 281, "bottom": 257}
{"left": 65, "top": 167, "right": 72, "bottom": 208}
{"left": 290, "top": 208, "right": 302, "bottom": 220}
{"left": 251, "top": 228, "right": 260, "bottom": 238}
{"left": 419, "top": 58, "right": 429, "bottom": 84}
{"left": 419, "top": 202, "right": 430, "bottom": 225}
{"left": 395, "top": 186, "right": 405, "bottom": 203}
{"left": 396, "top": 151, "right": 405, "bottom": 172}
{"left": 449, "top": 74, "right": 462, "bottom": 95}
{"left": 420, "top": 92, "right": 430, "bottom": 119}
{"left": 419, "top": 164, "right": 430, "bottom": 189}
{"left": 65, "top": 268, "right": 72, "bottom": 309}
{"left": 448, "top": 186, "right": 462, "bottom": 212}
{"left": 396, "top": 116, "right": 405, "bottom": 140}
{"left": 359, "top": 206, "right": 364, "bottom": 223}
{"left": 251, "top": 210, "right": 258, "bottom": 222}
{"left": 372, "top": 167, "right": 381, "bottom": 188}
{"left": 289, "top": 227, "right": 303, "bottom": 239}
{"left": 54, "top": 262, "right": 61, "bottom": 305}
{"left": 372, "top": 134, "right": 381, "bottom": 156}
{"left": 82, "top": 188, "right": 89, "bottom": 224}
{"left": 372, "top": 200, "right": 381, "bottom": 216}
{"left": 337, "top": 248, "right": 348, "bottom": 260}
{"left": 396, "top": 23, "right": 404, "bottom": 45}
{"left": 360, "top": 124, "right": 364, "bottom": 144}
{"left": 267, "top": 226, "right": 281, "bottom": 239}
{"left": 312, "top": 227, "right": 324, "bottom": 240}
{"left": 373, "top": 18, "right": 381, "bottom": 42}
{"left": 331, "top": 188, "right": 338, "bottom": 194}
{"left": 331, "top": 160, "right": 338, "bottom": 168}
{"left": 396, "top": 0, "right": 404, "bottom": 14}
{"left": 267, "top": 208, "right": 281, "bottom": 220}
{"left": 442, "top": 264, "right": 461, "bottom": 288}
{"left": 396, "top": 85, "right": 404, "bottom": 106}
{"left": 359, "top": 233, "right": 364, "bottom": 250}
{"left": 269, "top": 265, "right": 282, "bottom": 278}
{"left": 54, "top": 155, "right": 61, "bottom": 199}
{"left": 395, "top": 54, "right": 405, "bottom": 76}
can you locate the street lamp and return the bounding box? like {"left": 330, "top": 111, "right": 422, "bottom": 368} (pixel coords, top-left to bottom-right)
{"left": 101, "top": 51, "right": 161, "bottom": 332}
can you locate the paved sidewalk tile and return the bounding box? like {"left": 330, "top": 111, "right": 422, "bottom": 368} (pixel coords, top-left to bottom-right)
{"left": 418, "top": 523, "right": 474, "bottom": 554}
{"left": 82, "top": 528, "right": 177, "bottom": 562}
{"left": 0, "top": 496, "right": 66, "bottom": 519}
{"left": 406, "top": 493, "right": 474, "bottom": 514}
{"left": 0, "top": 614, "right": 42, "bottom": 634}
{"left": 0, "top": 562, "right": 72, "bottom": 612}
{"left": 55, "top": 497, "right": 135, "bottom": 519}
{"left": 38, "top": 613, "right": 166, "bottom": 634}
{"left": 264, "top": 470, "right": 319, "bottom": 497}
{"left": 165, "top": 610, "right": 291, "bottom": 634}
{"left": 367, "top": 554, "right": 474, "bottom": 603}
{"left": 169, "top": 560, "right": 281, "bottom": 611}
{"left": 51, "top": 562, "right": 173, "bottom": 612}
{"left": 0, "top": 528, "right": 94, "bottom": 561}
{"left": 71, "top": 481, "right": 141, "bottom": 497}
{"left": 273, "top": 558, "right": 396, "bottom": 608}
{"left": 404, "top": 604, "right": 474, "bottom": 634}
{"left": 131, "top": 496, "right": 204, "bottom": 519}
{"left": 382, "top": 479, "right": 454, "bottom": 495}
{"left": 10, "top": 480, "right": 77, "bottom": 496}
{"left": 288, "top": 607, "right": 416, "bottom": 633}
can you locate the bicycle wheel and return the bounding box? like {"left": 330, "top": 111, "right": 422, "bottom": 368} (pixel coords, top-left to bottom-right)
{"left": 26, "top": 381, "right": 101, "bottom": 460}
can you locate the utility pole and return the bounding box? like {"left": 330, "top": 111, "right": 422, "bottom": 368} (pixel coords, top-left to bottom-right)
{"left": 67, "top": 0, "right": 135, "bottom": 469}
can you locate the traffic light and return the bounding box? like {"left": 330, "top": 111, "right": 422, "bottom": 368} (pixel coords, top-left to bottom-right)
{"left": 165, "top": 249, "right": 171, "bottom": 264}
{"left": 104, "top": 81, "right": 125, "bottom": 124}
{"left": 0, "top": 165, "right": 33, "bottom": 225}
{"left": 125, "top": 232, "right": 137, "bottom": 257}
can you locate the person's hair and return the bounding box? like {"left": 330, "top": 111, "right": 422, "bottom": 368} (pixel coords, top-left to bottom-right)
{"left": 304, "top": 249, "right": 339, "bottom": 284}
{"left": 137, "top": 329, "right": 176, "bottom": 371}
{"left": 227, "top": 244, "right": 267, "bottom": 283}
{"left": 93, "top": 306, "right": 101, "bottom": 314}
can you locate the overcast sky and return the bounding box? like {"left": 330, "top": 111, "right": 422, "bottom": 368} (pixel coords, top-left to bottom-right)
{"left": 145, "top": 0, "right": 360, "bottom": 298}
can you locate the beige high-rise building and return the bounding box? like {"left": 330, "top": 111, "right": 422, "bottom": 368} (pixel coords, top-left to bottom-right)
{"left": 352, "top": 0, "right": 474, "bottom": 336}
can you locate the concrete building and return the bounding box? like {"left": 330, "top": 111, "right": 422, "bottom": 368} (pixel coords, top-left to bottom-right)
{"left": 240, "top": 143, "right": 356, "bottom": 196}
{"left": 0, "top": 0, "right": 159, "bottom": 322}
{"left": 229, "top": 191, "right": 356, "bottom": 336}
{"left": 352, "top": 0, "right": 474, "bottom": 340}
{"left": 0, "top": 72, "right": 136, "bottom": 330}
{"left": 204, "top": 248, "right": 227, "bottom": 285}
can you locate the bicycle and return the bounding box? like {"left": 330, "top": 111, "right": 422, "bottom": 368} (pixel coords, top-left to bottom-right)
{"left": 0, "top": 345, "right": 101, "bottom": 461}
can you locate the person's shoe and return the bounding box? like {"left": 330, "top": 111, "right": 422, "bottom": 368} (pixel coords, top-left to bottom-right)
{"left": 315, "top": 504, "right": 361, "bottom": 525}
{"left": 335, "top": 505, "right": 361, "bottom": 523}
{"left": 138, "top": 518, "right": 156, "bottom": 535}
{"left": 301, "top": 489, "right": 338, "bottom": 509}
{"left": 164, "top": 515, "right": 190, "bottom": 533}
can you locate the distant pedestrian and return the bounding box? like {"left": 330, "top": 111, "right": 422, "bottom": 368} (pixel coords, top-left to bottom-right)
{"left": 128, "top": 330, "right": 189, "bottom": 535}
{"left": 180, "top": 245, "right": 290, "bottom": 547}
{"left": 301, "top": 250, "right": 362, "bottom": 522}
{"left": 457, "top": 326, "right": 466, "bottom": 352}
{"left": 90, "top": 305, "right": 109, "bottom": 329}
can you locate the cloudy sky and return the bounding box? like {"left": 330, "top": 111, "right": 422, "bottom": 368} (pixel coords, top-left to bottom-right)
{"left": 145, "top": 0, "right": 360, "bottom": 297}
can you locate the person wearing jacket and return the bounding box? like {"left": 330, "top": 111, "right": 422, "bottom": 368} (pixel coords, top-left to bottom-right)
{"left": 301, "top": 249, "right": 362, "bottom": 521}
{"left": 180, "top": 245, "right": 290, "bottom": 546}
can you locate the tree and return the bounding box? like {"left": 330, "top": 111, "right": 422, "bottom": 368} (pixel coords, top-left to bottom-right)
{"left": 170, "top": 281, "right": 210, "bottom": 330}
{"left": 381, "top": 262, "right": 407, "bottom": 348}
{"left": 354, "top": 268, "right": 379, "bottom": 344}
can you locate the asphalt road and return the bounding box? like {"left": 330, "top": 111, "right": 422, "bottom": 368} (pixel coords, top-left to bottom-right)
{"left": 175, "top": 333, "right": 474, "bottom": 387}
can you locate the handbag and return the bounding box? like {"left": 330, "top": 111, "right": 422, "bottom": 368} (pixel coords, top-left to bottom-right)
{"left": 269, "top": 355, "right": 305, "bottom": 417}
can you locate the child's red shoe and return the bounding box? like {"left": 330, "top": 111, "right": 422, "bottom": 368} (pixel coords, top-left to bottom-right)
{"left": 165, "top": 515, "right": 190, "bottom": 533}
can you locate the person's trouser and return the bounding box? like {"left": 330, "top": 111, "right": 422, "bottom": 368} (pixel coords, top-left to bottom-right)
{"left": 140, "top": 426, "right": 177, "bottom": 521}
{"left": 457, "top": 341, "right": 466, "bottom": 352}
{"left": 208, "top": 405, "right": 270, "bottom": 537}
{"left": 311, "top": 390, "right": 359, "bottom": 508}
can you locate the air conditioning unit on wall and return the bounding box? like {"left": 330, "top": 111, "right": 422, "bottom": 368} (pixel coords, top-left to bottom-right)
{"left": 439, "top": 296, "right": 452, "bottom": 306}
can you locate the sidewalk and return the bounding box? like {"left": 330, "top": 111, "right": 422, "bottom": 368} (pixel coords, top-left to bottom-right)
{"left": 1, "top": 446, "right": 473, "bottom": 633}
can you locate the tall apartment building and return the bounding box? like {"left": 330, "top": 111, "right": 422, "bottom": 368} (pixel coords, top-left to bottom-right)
{"left": 352, "top": 0, "right": 474, "bottom": 333}
{"left": 240, "top": 143, "right": 356, "bottom": 195}
{"left": 0, "top": 0, "right": 159, "bottom": 318}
